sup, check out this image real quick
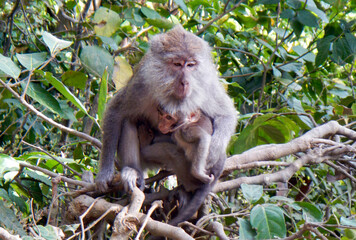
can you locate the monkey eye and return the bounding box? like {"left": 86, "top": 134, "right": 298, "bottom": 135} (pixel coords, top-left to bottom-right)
{"left": 173, "top": 62, "right": 183, "bottom": 67}
{"left": 186, "top": 61, "right": 197, "bottom": 67}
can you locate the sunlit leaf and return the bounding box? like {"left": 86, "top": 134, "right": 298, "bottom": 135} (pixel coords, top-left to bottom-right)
{"left": 93, "top": 7, "right": 121, "bottom": 37}
{"left": 0, "top": 54, "right": 21, "bottom": 79}
{"left": 80, "top": 46, "right": 114, "bottom": 78}
{"left": 42, "top": 31, "right": 72, "bottom": 56}
{"left": 16, "top": 52, "right": 47, "bottom": 70}
{"left": 61, "top": 70, "right": 88, "bottom": 90}
{"left": 241, "top": 184, "right": 263, "bottom": 203}
{"left": 113, "top": 56, "right": 133, "bottom": 90}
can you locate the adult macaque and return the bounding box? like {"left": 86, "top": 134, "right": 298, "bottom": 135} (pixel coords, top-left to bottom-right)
{"left": 156, "top": 106, "right": 214, "bottom": 184}
{"left": 95, "top": 25, "right": 237, "bottom": 225}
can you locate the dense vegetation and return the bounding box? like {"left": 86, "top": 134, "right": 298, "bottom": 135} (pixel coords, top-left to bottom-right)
{"left": 0, "top": 0, "right": 355, "bottom": 239}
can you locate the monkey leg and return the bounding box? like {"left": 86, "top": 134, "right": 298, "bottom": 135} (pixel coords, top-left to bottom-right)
{"left": 190, "top": 130, "right": 214, "bottom": 184}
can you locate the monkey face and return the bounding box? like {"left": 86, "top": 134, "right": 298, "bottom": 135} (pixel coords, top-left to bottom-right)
{"left": 170, "top": 59, "right": 198, "bottom": 100}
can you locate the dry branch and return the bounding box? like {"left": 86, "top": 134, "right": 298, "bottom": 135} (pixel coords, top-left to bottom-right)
{"left": 66, "top": 195, "right": 194, "bottom": 240}
{"left": 215, "top": 121, "right": 356, "bottom": 192}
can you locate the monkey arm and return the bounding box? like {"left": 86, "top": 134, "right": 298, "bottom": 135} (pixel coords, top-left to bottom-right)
{"left": 95, "top": 98, "right": 123, "bottom": 192}
{"left": 208, "top": 113, "right": 237, "bottom": 167}
{"left": 119, "top": 119, "right": 144, "bottom": 191}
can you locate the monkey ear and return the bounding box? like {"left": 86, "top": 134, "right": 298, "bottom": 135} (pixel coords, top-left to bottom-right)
{"left": 189, "top": 111, "right": 201, "bottom": 122}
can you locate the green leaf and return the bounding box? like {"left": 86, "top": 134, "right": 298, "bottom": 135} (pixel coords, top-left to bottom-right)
{"left": 316, "top": 36, "right": 333, "bottom": 66}
{"left": 93, "top": 7, "right": 121, "bottom": 37}
{"left": 293, "top": 202, "right": 323, "bottom": 222}
{"left": 234, "top": 114, "right": 300, "bottom": 153}
{"left": 0, "top": 154, "right": 19, "bottom": 178}
{"left": 39, "top": 71, "right": 89, "bottom": 118}
{"left": 276, "top": 62, "right": 303, "bottom": 75}
{"left": 297, "top": 10, "right": 319, "bottom": 28}
{"left": 124, "top": 8, "right": 145, "bottom": 27}
{"left": 0, "top": 201, "right": 27, "bottom": 236}
{"left": 346, "top": 33, "right": 356, "bottom": 54}
{"left": 173, "top": 0, "right": 189, "bottom": 14}
{"left": 61, "top": 70, "right": 88, "bottom": 90}
{"left": 42, "top": 31, "right": 72, "bottom": 56}
{"left": 241, "top": 184, "right": 263, "bottom": 203}
{"left": 80, "top": 46, "right": 114, "bottom": 78}
{"left": 16, "top": 52, "right": 47, "bottom": 70}
{"left": 35, "top": 225, "right": 63, "bottom": 240}
{"left": 21, "top": 81, "right": 64, "bottom": 115}
{"left": 288, "top": 97, "right": 314, "bottom": 128}
{"left": 257, "top": 0, "right": 280, "bottom": 4}
{"left": 141, "top": 6, "right": 162, "bottom": 19}
{"left": 0, "top": 54, "right": 21, "bottom": 79}
{"left": 145, "top": 18, "right": 175, "bottom": 29}
{"left": 286, "top": 0, "right": 301, "bottom": 9}
{"left": 292, "top": 46, "right": 316, "bottom": 62}
{"left": 24, "top": 169, "right": 51, "bottom": 186}
{"left": 305, "top": 0, "right": 328, "bottom": 23}
{"left": 250, "top": 204, "right": 286, "bottom": 239}
{"left": 9, "top": 188, "right": 29, "bottom": 214}
{"left": 341, "top": 217, "right": 356, "bottom": 227}
{"left": 97, "top": 69, "right": 108, "bottom": 122}
{"left": 239, "top": 218, "right": 256, "bottom": 240}
{"left": 332, "top": 37, "right": 353, "bottom": 65}
{"left": 290, "top": 18, "right": 304, "bottom": 38}
{"left": 280, "top": 9, "right": 295, "bottom": 19}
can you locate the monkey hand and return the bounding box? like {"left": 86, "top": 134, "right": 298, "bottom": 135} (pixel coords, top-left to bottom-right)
{"left": 95, "top": 168, "right": 114, "bottom": 193}
{"left": 121, "top": 166, "right": 145, "bottom": 192}
{"left": 191, "top": 169, "right": 214, "bottom": 184}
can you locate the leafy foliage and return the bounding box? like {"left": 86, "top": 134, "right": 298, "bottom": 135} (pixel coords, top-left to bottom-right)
{"left": 0, "top": 0, "right": 355, "bottom": 239}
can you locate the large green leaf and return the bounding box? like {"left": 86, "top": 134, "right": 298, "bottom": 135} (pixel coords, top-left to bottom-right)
{"left": 332, "top": 37, "right": 354, "bottom": 65}
{"left": 0, "top": 201, "right": 27, "bottom": 236}
{"left": 39, "top": 71, "right": 89, "bottom": 117}
{"left": 239, "top": 218, "right": 256, "bottom": 240}
{"left": 293, "top": 202, "right": 323, "bottom": 222}
{"left": 250, "top": 204, "right": 286, "bottom": 239}
{"left": 42, "top": 31, "right": 72, "bottom": 56}
{"left": 0, "top": 154, "right": 20, "bottom": 178}
{"left": 35, "top": 225, "right": 63, "bottom": 240}
{"left": 316, "top": 35, "right": 334, "bottom": 66}
{"left": 145, "top": 18, "right": 175, "bottom": 29}
{"left": 241, "top": 184, "right": 263, "bottom": 203}
{"left": 61, "top": 70, "right": 88, "bottom": 90}
{"left": 16, "top": 52, "right": 47, "bottom": 70}
{"left": 297, "top": 10, "right": 319, "bottom": 28}
{"left": 0, "top": 54, "right": 21, "bottom": 79}
{"left": 234, "top": 114, "right": 300, "bottom": 153}
{"left": 80, "top": 46, "right": 114, "bottom": 78}
{"left": 21, "top": 81, "right": 64, "bottom": 115}
{"left": 93, "top": 7, "right": 121, "bottom": 37}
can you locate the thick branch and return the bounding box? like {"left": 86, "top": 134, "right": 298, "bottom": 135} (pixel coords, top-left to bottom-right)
{"left": 224, "top": 121, "right": 356, "bottom": 172}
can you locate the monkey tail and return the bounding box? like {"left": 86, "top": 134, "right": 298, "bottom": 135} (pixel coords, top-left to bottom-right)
{"left": 168, "top": 182, "right": 213, "bottom": 226}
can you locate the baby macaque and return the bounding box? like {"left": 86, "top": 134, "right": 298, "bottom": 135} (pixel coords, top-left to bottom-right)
{"left": 157, "top": 106, "right": 214, "bottom": 184}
